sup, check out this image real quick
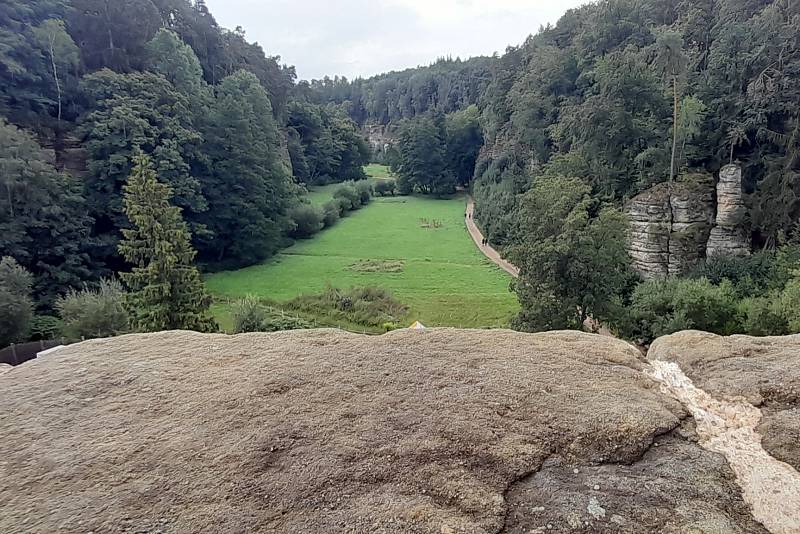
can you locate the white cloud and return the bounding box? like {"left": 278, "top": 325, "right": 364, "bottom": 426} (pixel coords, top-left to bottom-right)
{"left": 204, "top": 0, "right": 589, "bottom": 80}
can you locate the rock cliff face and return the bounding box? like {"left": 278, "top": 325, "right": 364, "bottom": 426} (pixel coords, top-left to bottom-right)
{"left": 706, "top": 165, "right": 751, "bottom": 258}
{"left": 3, "top": 328, "right": 798, "bottom": 533}
{"left": 625, "top": 183, "right": 672, "bottom": 278}
{"left": 364, "top": 122, "right": 396, "bottom": 154}
{"left": 626, "top": 165, "right": 750, "bottom": 279}
{"left": 626, "top": 174, "right": 716, "bottom": 278}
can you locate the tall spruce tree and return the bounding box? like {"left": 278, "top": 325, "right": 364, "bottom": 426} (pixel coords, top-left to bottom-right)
{"left": 118, "top": 154, "right": 216, "bottom": 333}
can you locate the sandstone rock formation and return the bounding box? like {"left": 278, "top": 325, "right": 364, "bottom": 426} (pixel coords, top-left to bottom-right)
{"left": 625, "top": 183, "right": 671, "bottom": 278}
{"left": 706, "top": 165, "right": 751, "bottom": 258}
{"left": 364, "top": 122, "right": 396, "bottom": 154}
{"left": 626, "top": 165, "right": 750, "bottom": 279}
{"left": 2, "top": 328, "right": 791, "bottom": 533}
{"left": 626, "top": 174, "right": 715, "bottom": 278}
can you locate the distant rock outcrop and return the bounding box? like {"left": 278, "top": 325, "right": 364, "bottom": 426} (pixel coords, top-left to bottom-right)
{"left": 626, "top": 165, "right": 750, "bottom": 279}
{"left": 364, "top": 122, "right": 395, "bottom": 154}
{"left": 626, "top": 174, "right": 716, "bottom": 278}
{"left": 706, "top": 165, "right": 751, "bottom": 258}
{"left": 626, "top": 183, "right": 672, "bottom": 278}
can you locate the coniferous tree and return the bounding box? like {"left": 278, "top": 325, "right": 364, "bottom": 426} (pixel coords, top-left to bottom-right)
{"left": 396, "top": 115, "right": 455, "bottom": 195}
{"left": 118, "top": 154, "right": 216, "bottom": 333}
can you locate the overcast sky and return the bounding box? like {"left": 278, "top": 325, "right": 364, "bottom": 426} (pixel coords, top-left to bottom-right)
{"left": 204, "top": 0, "right": 590, "bottom": 81}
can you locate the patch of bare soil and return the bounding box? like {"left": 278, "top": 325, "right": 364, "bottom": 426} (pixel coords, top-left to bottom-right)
{"left": 0, "top": 329, "right": 775, "bottom": 533}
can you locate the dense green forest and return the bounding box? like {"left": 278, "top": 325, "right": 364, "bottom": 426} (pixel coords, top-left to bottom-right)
{"left": 301, "top": 56, "right": 495, "bottom": 126}
{"left": 0, "top": 0, "right": 371, "bottom": 332}
{"left": 1, "top": 0, "right": 799, "bottom": 345}
{"left": 471, "top": 0, "right": 800, "bottom": 335}
{"left": 314, "top": 0, "right": 799, "bottom": 245}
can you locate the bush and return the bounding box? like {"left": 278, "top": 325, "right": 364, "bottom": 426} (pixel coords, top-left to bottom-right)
{"left": 620, "top": 278, "right": 739, "bottom": 344}
{"left": 780, "top": 271, "right": 800, "bottom": 332}
{"left": 261, "top": 310, "right": 314, "bottom": 332}
{"left": 322, "top": 200, "right": 341, "bottom": 227}
{"left": 56, "top": 278, "right": 129, "bottom": 340}
{"left": 374, "top": 179, "right": 397, "bottom": 196}
{"left": 397, "top": 175, "right": 414, "bottom": 196}
{"left": 333, "top": 196, "right": 352, "bottom": 215}
{"left": 690, "top": 251, "right": 780, "bottom": 296}
{"left": 232, "top": 295, "right": 313, "bottom": 333}
{"left": 741, "top": 296, "right": 789, "bottom": 336}
{"left": 29, "top": 315, "right": 62, "bottom": 341}
{"left": 286, "top": 286, "right": 408, "bottom": 328}
{"left": 333, "top": 184, "right": 361, "bottom": 210}
{"left": 355, "top": 181, "right": 373, "bottom": 205}
{"left": 289, "top": 204, "right": 324, "bottom": 238}
{"left": 0, "top": 257, "right": 34, "bottom": 347}
{"left": 232, "top": 296, "right": 267, "bottom": 334}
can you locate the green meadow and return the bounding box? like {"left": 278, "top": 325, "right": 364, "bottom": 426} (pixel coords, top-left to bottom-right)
{"left": 207, "top": 167, "right": 519, "bottom": 331}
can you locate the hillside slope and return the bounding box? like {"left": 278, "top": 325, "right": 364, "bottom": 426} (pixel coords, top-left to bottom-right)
{"left": 2, "top": 329, "right": 795, "bottom": 533}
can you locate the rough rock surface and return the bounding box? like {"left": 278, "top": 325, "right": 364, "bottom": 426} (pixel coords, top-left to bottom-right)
{"left": 506, "top": 432, "right": 766, "bottom": 533}
{"left": 625, "top": 183, "right": 671, "bottom": 278}
{"left": 706, "top": 163, "right": 750, "bottom": 258}
{"left": 713, "top": 164, "right": 749, "bottom": 227}
{"left": 626, "top": 166, "right": 751, "bottom": 279}
{"left": 649, "top": 330, "right": 800, "bottom": 471}
{"left": 625, "top": 175, "right": 715, "bottom": 278}
{"left": 0, "top": 328, "right": 767, "bottom": 533}
{"left": 668, "top": 174, "right": 716, "bottom": 275}
{"left": 0, "top": 363, "right": 11, "bottom": 375}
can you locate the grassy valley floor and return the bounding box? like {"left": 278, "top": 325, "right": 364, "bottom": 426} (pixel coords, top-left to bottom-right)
{"left": 207, "top": 190, "right": 518, "bottom": 331}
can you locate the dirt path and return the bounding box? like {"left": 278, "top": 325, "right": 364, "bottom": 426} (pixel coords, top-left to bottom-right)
{"left": 465, "top": 197, "right": 520, "bottom": 277}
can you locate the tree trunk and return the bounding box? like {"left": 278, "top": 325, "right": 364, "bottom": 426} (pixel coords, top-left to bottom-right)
{"left": 670, "top": 75, "right": 679, "bottom": 183}
{"left": 48, "top": 34, "right": 62, "bottom": 124}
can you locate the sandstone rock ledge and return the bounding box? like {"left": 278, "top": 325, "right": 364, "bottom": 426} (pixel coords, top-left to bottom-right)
{"left": 0, "top": 329, "right": 778, "bottom": 533}
{"left": 650, "top": 330, "right": 800, "bottom": 472}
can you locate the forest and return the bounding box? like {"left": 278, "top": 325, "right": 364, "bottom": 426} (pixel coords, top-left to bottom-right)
{"left": 0, "top": 0, "right": 378, "bottom": 345}
{"left": 316, "top": 0, "right": 800, "bottom": 340}
{"left": 1, "top": 0, "right": 799, "bottom": 347}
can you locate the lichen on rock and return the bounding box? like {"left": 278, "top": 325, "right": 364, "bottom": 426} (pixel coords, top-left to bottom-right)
{"left": 0, "top": 328, "right": 776, "bottom": 533}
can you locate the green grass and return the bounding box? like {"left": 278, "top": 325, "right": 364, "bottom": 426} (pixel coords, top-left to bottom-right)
{"left": 207, "top": 187, "right": 519, "bottom": 331}
{"left": 306, "top": 164, "right": 394, "bottom": 205}
{"left": 364, "top": 163, "right": 393, "bottom": 179}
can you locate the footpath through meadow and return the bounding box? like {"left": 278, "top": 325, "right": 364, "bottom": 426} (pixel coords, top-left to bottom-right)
{"left": 465, "top": 197, "right": 520, "bottom": 278}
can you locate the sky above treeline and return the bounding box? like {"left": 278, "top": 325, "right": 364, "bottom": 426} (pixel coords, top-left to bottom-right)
{"left": 204, "top": 0, "right": 589, "bottom": 81}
